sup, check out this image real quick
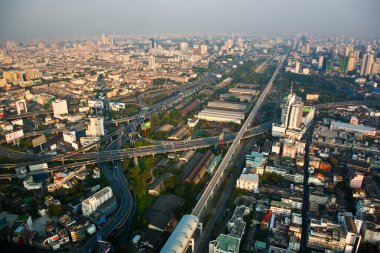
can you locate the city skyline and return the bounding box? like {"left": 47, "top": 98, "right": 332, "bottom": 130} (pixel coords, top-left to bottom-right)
{"left": 1, "top": 0, "right": 380, "bottom": 40}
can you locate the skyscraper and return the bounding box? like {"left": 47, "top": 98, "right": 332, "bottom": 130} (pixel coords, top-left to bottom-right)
{"left": 52, "top": 99, "right": 68, "bottom": 117}
{"left": 86, "top": 117, "right": 105, "bottom": 137}
{"left": 149, "top": 55, "right": 156, "bottom": 69}
{"left": 318, "top": 56, "right": 324, "bottom": 69}
{"left": 360, "top": 53, "right": 374, "bottom": 76}
{"left": 347, "top": 56, "right": 356, "bottom": 72}
{"left": 200, "top": 44, "right": 208, "bottom": 55}
{"left": 101, "top": 34, "right": 106, "bottom": 45}
{"left": 281, "top": 91, "right": 303, "bottom": 130}
{"left": 149, "top": 39, "right": 155, "bottom": 49}
{"left": 339, "top": 56, "right": 349, "bottom": 73}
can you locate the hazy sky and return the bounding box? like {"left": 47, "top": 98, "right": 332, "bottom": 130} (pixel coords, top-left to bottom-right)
{"left": 1, "top": 0, "right": 379, "bottom": 39}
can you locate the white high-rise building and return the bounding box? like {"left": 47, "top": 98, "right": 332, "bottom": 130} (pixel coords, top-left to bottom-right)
{"left": 82, "top": 186, "right": 113, "bottom": 216}
{"left": 52, "top": 99, "right": 68, "bottom": 117}
{"left": 281, "top": 93, "right": 303, "bottom": 130}
{"left": 149, "top": 55, "right": 156, "bottom": 69}
{"left": 86, "top": 116, "right": 104, "bottom": 137}
{"left": 288, "top": 102, "right": 303, "bottom": 129}
{"left": 16, "top": 99, "right": 28, "bottom": 115}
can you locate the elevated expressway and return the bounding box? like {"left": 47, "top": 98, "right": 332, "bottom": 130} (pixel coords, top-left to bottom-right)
{"left": 191, "top": 53, "right": 287, "bottom": 218}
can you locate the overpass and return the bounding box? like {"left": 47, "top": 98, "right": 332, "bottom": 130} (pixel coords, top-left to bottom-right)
{"left": 0, "top": 123, "right": 271, "bottom": 173}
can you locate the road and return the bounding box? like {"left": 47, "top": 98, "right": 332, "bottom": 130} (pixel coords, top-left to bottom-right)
{"left": 300, "top": 122, "right": 315, "bottom": 252}
{"left": 192, "top": 53, "right": 288, "bottom": 218}
{"left": 81, "top": 135, "right": 136, "bottom": 252}
{"left": 0, "top": 123, "right": 271, "bottom": 173}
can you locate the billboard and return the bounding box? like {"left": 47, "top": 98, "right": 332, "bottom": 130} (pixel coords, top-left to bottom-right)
{"left": 5, "top": 129, "right": 24, "bottom": 143}
{"left": 29, "top": 163, "right": 48, "bottom": 172}
{"left": 141, "top": 122, "right": 152, "bottom": 130}
{"left": 32, "top": 135, "right": 47, "bottom": 148}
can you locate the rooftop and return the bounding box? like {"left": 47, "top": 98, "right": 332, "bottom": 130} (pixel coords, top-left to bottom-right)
{"left": 211, "top": 234, "right": 240, "bottom": 252}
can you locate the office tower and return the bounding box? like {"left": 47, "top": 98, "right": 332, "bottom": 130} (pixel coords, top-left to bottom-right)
{"left": 180, "top": 42, "right": 188, "bottom": 53}
{"left": 16, "top": 99, "right": 28, "bottom": 115}
{"left": 86, "top": 116, "right": 105, "bottom": 137}
{"left": 347, "top": 56, "right": 356, "bottom": 72}
{"left": 52, "top": 99, "right": 68, "bottom": 117}
{"left": 82, "top": 187, "right": 113, "bottom": 216}
{"left": 303, "top": 42, "right": 310, "bottom": 55}
{"left": 101, "top": 34, "right": 106, "bottom": 45}
{"left": 149, "top": 55, "right": 156, "bottom": 69}
{"left": 200, "top": 44, "right": 208, "bottom": 55}
{"left": 339, "top": 56, "right": 349, "bottom": 73}
{"left": 318, "top": 56, "right": 324, "bottom": 69}
{"left": 149, "top": 38, "right": 155, "bottom": 49}
{"left": 360, "top": 54, "right": 374, "bottom": 76}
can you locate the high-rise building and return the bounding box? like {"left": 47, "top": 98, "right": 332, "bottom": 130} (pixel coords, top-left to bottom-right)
{"left": 179, "top": 42, "right": 188, "bottom": 53}
{"left": 3, "top": 71, "right": 23, "bottom": 82}
{"left": 295, "top": 61, "right": 300, "bottom": 74}
{"left": 82, "top": 187, "right": 113, "bottom": 216}
{"left": 149, "top": 38, "right": 155, "bottom": 49}
{"left": 281, "top": 92, "right": 303, "bottom": 130}
{"left": 52, "top": 99, "right": 68, "bottom": 117}
{"left": 318, "top": 56, "right": 324, "bottom": 69}
{"left": 339, "top": 56, "right": 349, "bottom": 73}
{"left": 325, "top": 59, "right": 333, "bottom": 71}
{"left": 371, "top": 60, "right": 380, "bottom": 75}
{"left": 107, "top": 36, "right": 114, "bottom": 46}
{"left": 347, "top": 56, "right": 356, "bottom": 72}
{"left": 200, "top": 44, "right": 208, "bottom": 55}
{"left": 101, "top": 34, "right": 107, "bottom": 45}
{"left": 149, "top": 55, "right": 156, "bottom": 69}
{"left": 25, "top": 68, "right": 40, "bottom": 80}
{"left": 16, "top": 99, "right": 28, "bottom": 115}
{"left": 226, "top": 39, "right": 233, "bottom": 49}
{"left": 303, "top": 42, "right": 310, "bottom": 55}
{"left": 360, "top": 53, "right": 374, "bottom": 76}
{"left": 86, "top": 116, "right": 104, "bottom": 137}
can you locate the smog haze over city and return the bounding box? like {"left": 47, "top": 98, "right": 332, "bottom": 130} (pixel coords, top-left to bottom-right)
{"left": 1, "top": 0, "right": 380, "bottom": 39}
{"left": 0, "top": 1, "right": 380, "bottom": 253}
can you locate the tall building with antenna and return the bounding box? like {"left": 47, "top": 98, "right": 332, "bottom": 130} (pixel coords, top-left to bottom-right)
{"left": 272, "top": 83, "right": 314, "bottom": 140}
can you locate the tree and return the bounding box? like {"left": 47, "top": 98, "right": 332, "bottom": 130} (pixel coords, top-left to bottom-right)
{"left": 47, "top": 204, "right": 64, "bottom": 217}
